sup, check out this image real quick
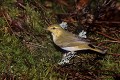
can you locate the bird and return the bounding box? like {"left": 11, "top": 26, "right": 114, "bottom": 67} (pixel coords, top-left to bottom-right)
{"left": 47, "top": 24, "right": 107, "bottom": 64}
{"left": 47, "top": 24, "right": 107, "bottom": 54}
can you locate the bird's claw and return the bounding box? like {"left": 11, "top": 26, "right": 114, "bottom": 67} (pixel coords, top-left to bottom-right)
{"left": 58, "top": 52, "right": 76, "bottom": 65}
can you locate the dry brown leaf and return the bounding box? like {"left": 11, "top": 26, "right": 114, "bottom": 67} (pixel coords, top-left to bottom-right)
{"left": 56, "top": 0, "right": 69, "bottom": 6}
{"left": 76, "top": 0, "right": 89, "bottom": 11}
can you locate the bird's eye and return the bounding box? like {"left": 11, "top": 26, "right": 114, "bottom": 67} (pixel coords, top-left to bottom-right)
{"left": 52, "top": 27, "right": 56, "bottom": 29}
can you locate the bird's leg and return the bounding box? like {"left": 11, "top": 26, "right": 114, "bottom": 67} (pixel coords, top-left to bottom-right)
{"left": 65, "top": 52, "right": 76, "bottom": 60}
{"left": 68, "top": 51, "right": 76, "bottom": 56}
{"left": 58, "top": 52, "right": 76, "bottom": 65}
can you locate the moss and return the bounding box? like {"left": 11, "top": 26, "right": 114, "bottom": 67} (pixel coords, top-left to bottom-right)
{"left": 0, "top": 0, "right": 120, "bottom": 80}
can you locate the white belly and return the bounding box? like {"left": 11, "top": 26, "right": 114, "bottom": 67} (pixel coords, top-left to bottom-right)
{"left": 52, "top": 33, "right": 56, "bottom": 42}
{"left": 62, "top": 47, "right": 80, "bottom": 51}
{"left": 62, "top": 47, "right": 88, "bottom": 52}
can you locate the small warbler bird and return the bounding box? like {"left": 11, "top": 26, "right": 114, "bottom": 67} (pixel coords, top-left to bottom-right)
{"left": 47, "top": 24, "right": 107, "bottom": 54}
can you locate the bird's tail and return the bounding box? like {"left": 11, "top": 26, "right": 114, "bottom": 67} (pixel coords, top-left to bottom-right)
{"left": 90, "top": 47, "right": 107, "bottom": 54}
{"left": 88, "top": 44, "right": 107, "bottom": 54}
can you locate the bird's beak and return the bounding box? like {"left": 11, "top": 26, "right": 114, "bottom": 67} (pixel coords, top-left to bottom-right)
{"left": 43, "top": 27, "right": 49, "bottom": 31}
{"left": 42, "top": 28, "right": 47, "bottom": 31}
{"left": 43, "top": 27, "right": 51, "bottom": 33}
{"left": 46, "top": 27, "right": 50, "bottom": 31}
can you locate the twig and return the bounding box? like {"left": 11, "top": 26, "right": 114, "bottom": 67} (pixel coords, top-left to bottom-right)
{"left": 96, "top": 31, "right": 120, "bottom": 41}
{"left": 103, "top": 40, "right": 120, "bottom": 43}
{"left": 98, "top": 40, "right": 120, "bottom": 46}
{"left": 107, "top": 53, "right": 120, "bottom": 57}
{"left": 95, "top": 21, "right": 120, "bottom": 24}
{"left": 2, "top": 11, "right": 14, "bottom": 35}
{"left": 34, "top": 0, "right": 52, "bottom": 26}
{"left": 18, "top": 3, "right": 26, "bottom": 9}
{"left": 26, "top": 42, "right": 47, "bottom": 48}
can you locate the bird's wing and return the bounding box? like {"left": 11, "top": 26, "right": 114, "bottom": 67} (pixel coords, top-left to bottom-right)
{"left": 67, "top": 42, "right": 88, "bottom": 47}
{"left": 55, "top": 31, "right": 96, "bottom": 47}
{"left": 56, "top": 41, "right": 89, "bottom": 48}
{"left": 61, "top": 30, "right": 93, "bottom": 44}
{"left": 76, "top": 35, "right": 97, "bottom": 45}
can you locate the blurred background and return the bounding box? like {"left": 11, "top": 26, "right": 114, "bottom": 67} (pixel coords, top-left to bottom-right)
{"left": 0, "top": 0, "right": 120, "bottom": 80}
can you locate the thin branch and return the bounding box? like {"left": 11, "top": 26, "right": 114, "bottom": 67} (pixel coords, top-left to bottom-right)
{"left": 2, "top": 11, "right": 14, "bottom": 34}
{"left": 96, "top": 31, "right": 120, "bottom": 41}
{"left": 34, "top": 0, "right": 52, "bottom": 26}
{"left": 107, "top": 53, "right": 120, "bottom": 56}
{"left": 95, "top": 20, "right": 120, "bottom": 24}
{"left": 103, "top": 40, "right": 120, "bottom": 43}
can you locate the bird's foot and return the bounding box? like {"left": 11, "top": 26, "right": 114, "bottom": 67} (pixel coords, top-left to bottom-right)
{"left": 58, "top": 52, "right": 76, "bottom": 65}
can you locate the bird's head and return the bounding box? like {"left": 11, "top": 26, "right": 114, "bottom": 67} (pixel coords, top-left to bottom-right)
{"left": 47, "top": 24, "right": 64, "bottom": 35}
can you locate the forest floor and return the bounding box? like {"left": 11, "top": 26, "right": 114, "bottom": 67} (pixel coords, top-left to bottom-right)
{"left": 0, "top": 0, "right": 120, "bottom": 80}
